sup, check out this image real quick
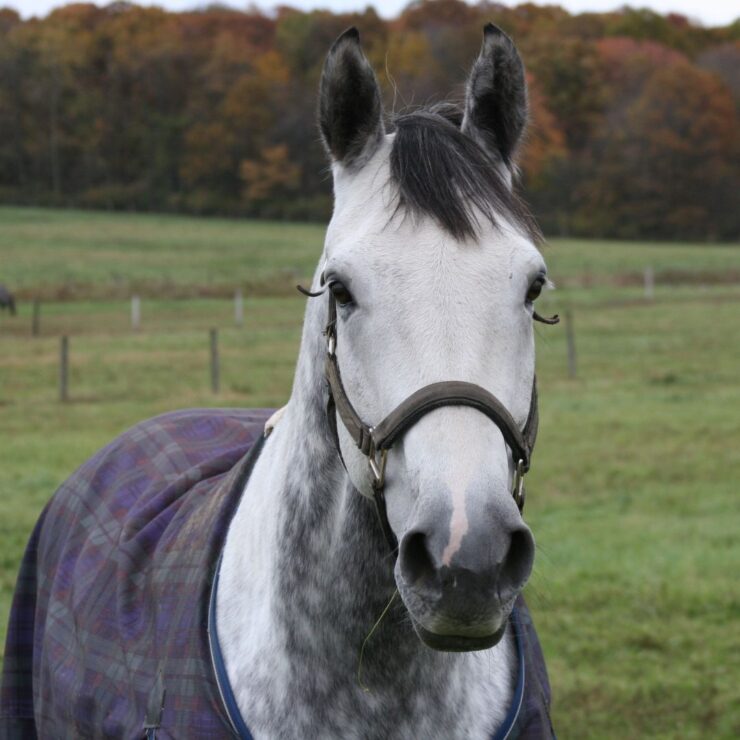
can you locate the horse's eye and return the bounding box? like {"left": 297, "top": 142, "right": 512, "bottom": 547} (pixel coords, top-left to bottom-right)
{"left": 526, "top": 276, "right": 546, "bottom": 304}
{"left": 329, "top": 281, "right": 353, "bottom": 306}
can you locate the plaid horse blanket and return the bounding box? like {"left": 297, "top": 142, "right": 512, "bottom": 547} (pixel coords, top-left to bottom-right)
{"left": 1, "top": 408, "right": 554, "bottom": 739}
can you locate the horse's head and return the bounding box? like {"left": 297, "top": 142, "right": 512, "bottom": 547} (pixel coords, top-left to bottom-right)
{"left": 317, "top": 27, "right": 549, "bottom": 652}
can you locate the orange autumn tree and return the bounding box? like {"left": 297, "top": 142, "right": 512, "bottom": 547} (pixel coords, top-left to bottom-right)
{"left": 240, "top": 144, "right": 301, "bottom": 205}
{"left": 577, "top": 44, "right": 738, "bottom": 239}
{"left": 519, "top": 73, "right": 566, "bottom": 190}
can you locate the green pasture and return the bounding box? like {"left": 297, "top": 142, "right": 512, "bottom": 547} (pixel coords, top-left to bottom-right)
{"left": 1, "top": 206, "right": 739, "bottom": 738}
{"left": 0, "top": 206, "right": 325, "bottom": 299}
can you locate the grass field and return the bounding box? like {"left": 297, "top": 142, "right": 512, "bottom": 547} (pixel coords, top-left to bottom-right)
{"left": 0, "top": 207, "right": 325, "bottom": 299}
{"left": 1, "top": 206, "right": 739, "bottom": 738}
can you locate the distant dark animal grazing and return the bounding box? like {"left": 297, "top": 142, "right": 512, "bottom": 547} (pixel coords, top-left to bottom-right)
{"left": 0, "top": 284, "right": 16, "bottom": 315}
{"left": 2, "top": 25, "right": 558, "bottom": 739}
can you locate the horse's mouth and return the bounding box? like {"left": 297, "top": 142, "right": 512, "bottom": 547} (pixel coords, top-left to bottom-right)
{"left": 413, "top": 621, "right": 507, "bottom": 652}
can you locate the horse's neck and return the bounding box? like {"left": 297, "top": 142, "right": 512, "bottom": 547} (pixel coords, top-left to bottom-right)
{"left": 216, "top": 314, "right": 515, "bottom": 739}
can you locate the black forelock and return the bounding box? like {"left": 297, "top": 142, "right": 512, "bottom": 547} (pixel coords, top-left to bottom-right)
{"left": 389, "top": 106, "right": 542, "bottom": 244}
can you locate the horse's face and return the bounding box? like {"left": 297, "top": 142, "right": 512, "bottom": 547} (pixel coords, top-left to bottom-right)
{"left": 319, "top": 27, "right": 545, "bottom": 651}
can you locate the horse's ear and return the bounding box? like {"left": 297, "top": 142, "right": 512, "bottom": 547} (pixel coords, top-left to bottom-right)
{"left": 462, "top": 24, "right": 527, "bottom": 168}
{"left": 319, "top": 27, "right": 384, "bottom": 168}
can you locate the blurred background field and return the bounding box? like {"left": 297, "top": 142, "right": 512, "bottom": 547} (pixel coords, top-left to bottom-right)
{"left": 1, "top": 206, "right": 739, "bottom": 737}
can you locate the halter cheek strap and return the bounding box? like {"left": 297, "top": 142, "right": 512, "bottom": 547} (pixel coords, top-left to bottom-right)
{"left": 323, "top": 293, "right": 540, "bottom": 553}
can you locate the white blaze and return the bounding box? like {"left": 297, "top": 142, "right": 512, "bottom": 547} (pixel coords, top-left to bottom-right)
{"left": 441, "top": 434, "right": 475, "bottom": 567}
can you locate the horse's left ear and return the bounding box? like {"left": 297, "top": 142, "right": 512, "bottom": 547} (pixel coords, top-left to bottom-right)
{"left": 319, "top": 27, "right": 385, "bottom": 168}
{"left": 462, "top": 24, "right": 527, "bottom": 168}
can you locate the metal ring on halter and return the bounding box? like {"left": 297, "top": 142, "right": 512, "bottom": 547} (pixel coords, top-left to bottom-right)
{"left": 512, "top": 458, "right": 526, "bottom": 511}
{"left": 368, "top": 445, "right": 388, "bottom": 490}
{"left": 327, "top": 334, "right": 336, "bottom": 356}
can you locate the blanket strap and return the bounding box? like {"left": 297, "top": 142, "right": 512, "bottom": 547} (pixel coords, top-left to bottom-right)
{"left": 143, "top": 669, "right": 166, "bottom": 737}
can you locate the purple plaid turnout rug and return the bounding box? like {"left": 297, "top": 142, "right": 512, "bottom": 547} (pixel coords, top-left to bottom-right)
{"left": 1, "top": 408, "right": 553, "bottom": 739}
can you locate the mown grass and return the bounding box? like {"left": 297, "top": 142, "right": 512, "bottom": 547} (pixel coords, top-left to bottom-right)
{"left": 0, "top": 206, "right": 325, "bottom": 298}
{"left": 1, "top": 206, "right": 739, "bottom": 737}
{"left": 3, "top": 205, "right": 740, "bottom": 298}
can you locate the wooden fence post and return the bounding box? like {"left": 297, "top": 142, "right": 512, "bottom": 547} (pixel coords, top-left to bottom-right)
{"left": 644, "top": 266, "right": 654, "bottom": 300}
{"left": 565, "top": 310, "right": 577, "bottom": 379}
{"left": 32, "top": 299, "right": 41, "bottom": 337}
{"left": 234, "top": 289, "right": 243, "bottom": 327}
{"left": 131, "top": 295, "right": 141, "bottom": 331}
{"left": 60, "top": 335, "right": 69, "bottom": 402}
{"left": 210, "top": 328, "right": 220, "bottom": 394}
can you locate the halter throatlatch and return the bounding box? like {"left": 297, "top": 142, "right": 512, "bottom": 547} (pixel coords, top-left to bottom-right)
{"left": 321, "top": 291, "right": 540, "bottom": 554}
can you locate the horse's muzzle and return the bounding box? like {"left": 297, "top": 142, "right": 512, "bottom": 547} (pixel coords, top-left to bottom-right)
{"left": 396, "top": 518, "right": 535, "bottom": 651}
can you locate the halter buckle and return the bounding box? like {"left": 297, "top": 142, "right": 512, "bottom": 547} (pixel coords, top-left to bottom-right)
{"left": 513, "top": 458, "right": 526, "bottom": 512}
{"left": 323, "top": 317, "right": 337, "bottom": 356}
{"left": 368, "top": 446, "right": 388, "bottom": 490}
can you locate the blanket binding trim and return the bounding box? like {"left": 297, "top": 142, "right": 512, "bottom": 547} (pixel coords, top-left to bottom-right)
{"left": 492, "top": 608, "right": 526, "bottom": 740}
{"left": 207, "top": 433, "right": 268, "bottom": 740}
{"left": 209, "top": 550, "right": 254, "bottom": 739}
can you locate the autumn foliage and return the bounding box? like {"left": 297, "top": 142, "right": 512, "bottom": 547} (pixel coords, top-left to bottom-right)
{"left": 0, "top": 1, "right": 737, "bottom": 239}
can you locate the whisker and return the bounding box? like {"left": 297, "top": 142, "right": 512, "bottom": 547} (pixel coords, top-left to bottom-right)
{"left": 357, "top": 589, "right": 399, "bottom": 693}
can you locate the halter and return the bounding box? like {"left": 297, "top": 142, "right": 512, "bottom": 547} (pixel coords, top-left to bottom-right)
{"left": 321, "top": 290, "right": 543, "bottom": 553}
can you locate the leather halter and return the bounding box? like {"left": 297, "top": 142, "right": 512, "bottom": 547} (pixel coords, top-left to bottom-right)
{"left": 322, "top": 292, "right": 540, "bottom": 553}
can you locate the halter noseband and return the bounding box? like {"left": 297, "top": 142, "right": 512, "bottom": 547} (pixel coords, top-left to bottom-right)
{"left": 322, "top": 291, "right": 540, "bottom": 553}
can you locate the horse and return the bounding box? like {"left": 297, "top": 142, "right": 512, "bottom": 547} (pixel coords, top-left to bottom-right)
{"left": 0, "top": 284, "right": 16, "bottom": 315}
{"left": 1, "top": 26, "right": 557, "bottom": 739}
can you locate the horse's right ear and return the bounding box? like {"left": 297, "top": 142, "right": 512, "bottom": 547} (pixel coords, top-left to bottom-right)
{"left": 318, "top": 28, "right": 384, "bottom": 168}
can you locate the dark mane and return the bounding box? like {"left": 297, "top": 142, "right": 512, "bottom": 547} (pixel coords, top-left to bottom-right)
{"left": 389, "top": 106, "right": 542, "bottom": 244}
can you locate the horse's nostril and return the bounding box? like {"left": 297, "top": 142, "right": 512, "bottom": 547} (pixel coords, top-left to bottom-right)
{"left": 400, "top": 531, "right": 436, "bottom": 586}
{"left": 499, "top": 528, "right": 535, "bottom": 600}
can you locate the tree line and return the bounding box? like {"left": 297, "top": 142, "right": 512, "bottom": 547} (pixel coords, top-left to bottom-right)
{"left": 0, "top": 1, "right": 737, "bottom": 240}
